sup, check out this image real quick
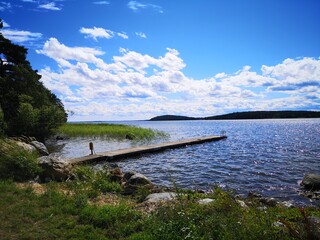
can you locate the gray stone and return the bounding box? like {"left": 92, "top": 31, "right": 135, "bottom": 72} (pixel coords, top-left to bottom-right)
{"left": 16, "top": 141, "right": 37, "bottom": 152}
{"left": 307, "top": 216, "right": 320, "bottom": 240}
{"left": 109, "top": 167, "right": 124, "bottom": 183}
{"left": 236, "top": 200, "right": 249, "bottom": 209}
{"left": 260, "top": 197, "right": 278, "bottom": 207}
{"left": 127, "top": 173, "right": 152, "bottom": 185}
{"left": 30, "top": 141, "right": 49, "bottom": 156}
{"left": 38, "top": 154, "right": 72, "bottom": 181}
{"left": 145, "top": 192, "right": 177, "bottom": 203}
{"left": 123, "top": 171, "right": 136, "bottom": 182}
{"left": 198, "top": 198, "right": 214, "bottom": 205}
{"left": 122, "top": 172, "right": 153, "bottom": 195}
{"left": 301, "top": 174, "right": 320, "bottom": 190}
{"left": 272, "top": 221, "right": 285, "bottom": 228}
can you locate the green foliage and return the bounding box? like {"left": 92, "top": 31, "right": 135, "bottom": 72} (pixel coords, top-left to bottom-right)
{"left": 0, "top": 19, "right": 67, "bottom": 140}
{"left": 71, "top": 166, "right": 122, "bottom": 198}
{"left": 58, "top": 123, "right": 167, "bottom": 140}
{"left": 1, "top": 180, "right": 320, "bottom": 240}
{"left": 0, "top": 106, "right": 5, "bottom": 136}
{"left": 0, "top": 139, "right": 41, "bottom": 181}
{"left": 79, "top": 204, "right": 143, "bottom": 239}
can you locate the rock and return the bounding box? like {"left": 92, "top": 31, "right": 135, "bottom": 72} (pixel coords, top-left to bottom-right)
{"left": 272, "top": 221, "right": 285, "bottom": 228}
{"left": 109, "top": 167, "right": 124, "bottom": 183}
{"left": 236, "top": 200, "right": 249, "bottom": 209}
{"left": 248, "top": 192, "right": 262, "bottom": 198}
{"left": 198, "top": 198, "right": 214, "bottom": 205}
{"left": 122, "top": 172, "right": 153, "bottom": 195}
{"left": 145, "top": 192, "right": 177, "bottom": 203}
{"left": 15, "top": 141, "right": 37, "bottom": 152}
{"left": 125, "top": 134, "right": 135, "bottom": 140}
{"left": 127, "top": 173, "right": 152, "bottom": 185}
{"left": 260, "top": 197, "right": 278, "bottom": 207}
{"left": 38, "top": 154, "right": 72, "bottom": 181}
{"left": 301, "top": 174, "right": 320, "bottom": 190}
{"left": 123, "top": 171, "right": 136, "bottom": 182}
{"left": 279, "top": 201, "right": 295, "bottom": 208}
{"left": 30, "top": 141, "right": 49, "bottom": 156}
{"left": 308, "top": 216, "right": 320, "bottom": 239}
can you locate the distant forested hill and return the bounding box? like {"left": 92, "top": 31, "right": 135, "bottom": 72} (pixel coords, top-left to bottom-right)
{"left": 149, "top": 115, "right": 196, "bottom": 121}
{"left": 150, "top": 111, "right": 320, "bottom": 121}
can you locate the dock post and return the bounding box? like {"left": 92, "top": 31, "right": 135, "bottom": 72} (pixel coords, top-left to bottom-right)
{"left": 89, "top": 142, "right": 94, "bottom": 155}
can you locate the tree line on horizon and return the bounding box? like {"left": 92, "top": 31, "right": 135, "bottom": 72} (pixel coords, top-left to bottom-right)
{"left": 150, "top": 110, "right": 320, "bottom": 121}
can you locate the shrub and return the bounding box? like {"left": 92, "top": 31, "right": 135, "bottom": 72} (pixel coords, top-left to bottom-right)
{"left": 0, "top": 139, "right": 41, "bottom": 181}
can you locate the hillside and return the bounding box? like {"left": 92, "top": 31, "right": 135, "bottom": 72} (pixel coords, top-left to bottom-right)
{"left": 150, "top": 111, "right": 320, "bottom": 121}
{"left": 150, "top": 115, "right": 197, "bottom": 121}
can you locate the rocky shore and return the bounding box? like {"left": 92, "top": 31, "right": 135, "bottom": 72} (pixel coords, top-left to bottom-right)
{"left": 12, "top": 137, "right": 320, "bottom": 206}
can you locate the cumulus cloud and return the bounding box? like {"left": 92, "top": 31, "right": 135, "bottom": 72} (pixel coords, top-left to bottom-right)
{"left": 36, "top": 38, "right": 320, "bottom": 120}
{"left": 80, "top": 27, "right": 129, "bottom": 41}
{"left": 128, "top": 1, "right": 163, "bottom": 13}
{"left": 0, "top": 2, "right": 11, "bottom": 11}
{"left": 38, "top": 2, "right": 62, "bottom": 11}
{"left": 93, "top": 1, "right": 110, "bottom": 4}
{"left": 1, "top": 28, "right": 42, "bottom": 43}
{"left": 136, "top": 32, "right": 147, "bottom": 38}
{"left": 80, "top": 27, "right": 114, "bottom": 41}
{"left": 117, "top": 32, "right": 129, "bottom": 39}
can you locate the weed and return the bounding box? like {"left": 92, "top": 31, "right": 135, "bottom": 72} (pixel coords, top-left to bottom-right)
{"left": 58, "top": 123, "right": 167, "bottom": 140}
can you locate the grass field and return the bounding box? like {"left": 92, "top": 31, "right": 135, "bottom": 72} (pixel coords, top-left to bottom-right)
{"left": 58, "top": 123, "right": 167, "bottom": 140}
{"left": 1, "top": 173, "right": 319, "bottom": 240}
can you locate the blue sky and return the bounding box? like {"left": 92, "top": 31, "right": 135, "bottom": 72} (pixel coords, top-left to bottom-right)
{"left": 1, "top": 0, "right": 320, "bottom": 121}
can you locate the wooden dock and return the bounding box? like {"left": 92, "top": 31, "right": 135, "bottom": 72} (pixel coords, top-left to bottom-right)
{"left": 69, "top": 135, "right": 227, "bottom": 165}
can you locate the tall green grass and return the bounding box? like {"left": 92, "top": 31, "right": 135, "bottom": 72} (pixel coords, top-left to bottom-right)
{"left": 1, "top": 178, "right": 320, "bottom": 240}
{"left": 0, "top": 139, "right": 42, "bottom": 181}
{"left": 58, "top": 123, "right": 167, "bottom": 140}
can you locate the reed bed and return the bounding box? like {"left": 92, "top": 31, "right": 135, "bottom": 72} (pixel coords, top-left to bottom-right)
{"left": 58, "top": 123, "right": 167, "bottom": 140}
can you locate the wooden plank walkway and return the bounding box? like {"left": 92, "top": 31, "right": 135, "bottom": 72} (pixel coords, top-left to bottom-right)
{"left": 69, "top": 135, "right": 227, "bottom": 165}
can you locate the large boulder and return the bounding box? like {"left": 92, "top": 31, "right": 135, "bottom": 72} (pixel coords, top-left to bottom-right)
{"left": 145, "top": 192, "right": 177, "bottom": 203}
{"left": 30, "top": 141, "right": 49, "bottom": 156}
{"left": 109, "top": 167, "right": 124, "bottom": 183}
{"left": 15, "top": 141, "right": 37, "bottom": 152}
{"left": 301, "top": 174, "right": 320, "bottom": 190}
{"left": 38, "top": 154, "right": 72, "bottom": 181}
{"left": 123, "top": 172, "right": 153, "bottom": 195}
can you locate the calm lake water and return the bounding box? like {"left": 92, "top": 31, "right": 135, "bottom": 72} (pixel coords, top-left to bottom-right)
{"left": 50, "top": 119, "right": 320, "bottom": 205}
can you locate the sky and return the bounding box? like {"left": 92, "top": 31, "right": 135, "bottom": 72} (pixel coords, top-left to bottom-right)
{"left": 1, "top": 0, "right": 320, "bottom": 121}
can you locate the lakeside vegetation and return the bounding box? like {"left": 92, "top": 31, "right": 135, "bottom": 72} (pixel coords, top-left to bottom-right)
{"left": 150, "top": 111, "right": 320, "bottom": 121}
{"left": 0, "top": 20, "right": 67, "bottom": 141}
{"left": 58, "top": 123, "right": 167, "bottom": 140}
{"left": 1, "top": 129, "right": 320, "bottom": 239}
{"left": 1, "top": 171, "right": 319, "bottom": 239}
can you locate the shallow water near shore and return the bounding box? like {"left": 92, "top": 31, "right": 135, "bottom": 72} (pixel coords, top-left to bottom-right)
{"left": 50, "top": 119, "right": 320, "bottom": 205}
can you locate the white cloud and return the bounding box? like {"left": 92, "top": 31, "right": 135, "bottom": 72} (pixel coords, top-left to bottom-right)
{"left": 0, "top": 2, "right": 11, "bottom": 11}
{"left": 80, "top": 27, "right": 129, "bottom": 41}
{"left": 93, "top": 1, "right": 110, "bottom": 4}
{"left": 36, "top": 39, "right": 320, "bottom": 120}
{"left": 1, "top": 29, "right": 42, "bottom": 43}
{"left": 136, "top": 32, "right": 147, "bottom": 38}
{"left": 2, "top": 21, "right": 10, "bottom": 27}
{"left": 38, "top": 2, "right": 61, "bottom": 11}
{"left": 80, "top": 27, "right": 114, "bottom": 41}
{"left": 36, "top": 38, "right": 105, "bottom": 66}
{"left": 117, "top": 32, "right": 128, "bottom": 39}
{"left": 128, "top": 1, "right": 163, "bottom": 13}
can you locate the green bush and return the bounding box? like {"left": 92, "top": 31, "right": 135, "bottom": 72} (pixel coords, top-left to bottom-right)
{"left": 79, "top": 204, "right": 143, "bottom": 238}
{"left": 0, "top": 139, "right": 42, "bottom": 181}
{"left": 71, "top": 166, "right": 122, "bottom": 198}
{"left": 0, "top": 107, "right": 6, "bottom": 136}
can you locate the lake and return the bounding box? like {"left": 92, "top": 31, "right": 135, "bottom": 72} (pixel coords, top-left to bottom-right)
{"left": 51, "top": 119, "right": 320, "bottom": 205}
